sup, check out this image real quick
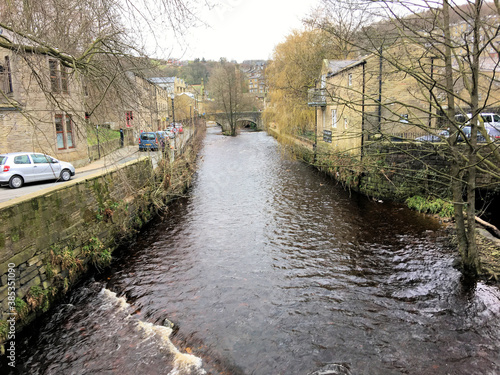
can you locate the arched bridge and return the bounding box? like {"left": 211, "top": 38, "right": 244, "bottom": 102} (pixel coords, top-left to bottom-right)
{"left": 208, "top": 112, "right": 264, "bottom": 133}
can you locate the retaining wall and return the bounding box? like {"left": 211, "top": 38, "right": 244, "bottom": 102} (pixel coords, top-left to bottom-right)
{"left": 268, "top": 129, "right": 499, "bottom": 201}
{"left": 0, "top": 157, "right": 158, "bottom": 340}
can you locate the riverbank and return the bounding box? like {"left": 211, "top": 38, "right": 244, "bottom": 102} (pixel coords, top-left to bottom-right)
{"left": 0, "top": 122, "right": 206, "bottom": 348}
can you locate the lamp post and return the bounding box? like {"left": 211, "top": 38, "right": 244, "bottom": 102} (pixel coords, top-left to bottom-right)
{"left": 170, "top": 93, "right": 176, "bottom": 156}
{"left": 170, "top": 93, "right": 175, "bottom": 130}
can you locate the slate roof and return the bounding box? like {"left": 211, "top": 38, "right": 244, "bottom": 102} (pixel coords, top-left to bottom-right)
{"left": 149, "top": 77, "right": 176, "bottom": 84}
{"left": 326, "top": 60, "right": 361, "bottom": 78}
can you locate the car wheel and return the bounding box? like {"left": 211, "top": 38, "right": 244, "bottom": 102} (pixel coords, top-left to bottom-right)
{"left": 9, "top": 175, "right": 24, "bottom": 189}
{"left": 60, "top": 169, "right": 72, "bottom": 181}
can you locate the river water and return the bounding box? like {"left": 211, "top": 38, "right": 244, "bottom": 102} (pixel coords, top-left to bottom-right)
{"left": 4, "top": 126, "right": 500, "bottom": 375}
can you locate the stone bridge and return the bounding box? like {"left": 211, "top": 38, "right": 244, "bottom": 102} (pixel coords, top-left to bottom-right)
{"left": 208, "top": 112, "right": 264, "bottom": 133}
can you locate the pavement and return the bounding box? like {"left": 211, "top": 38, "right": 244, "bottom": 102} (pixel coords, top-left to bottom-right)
{"left": 77, "top": 145, "right": 144, "bottom": 174}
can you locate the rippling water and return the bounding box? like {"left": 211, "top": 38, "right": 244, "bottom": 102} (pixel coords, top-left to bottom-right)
{"left": 4, "top": 127, "right": 500, "bottom": 375}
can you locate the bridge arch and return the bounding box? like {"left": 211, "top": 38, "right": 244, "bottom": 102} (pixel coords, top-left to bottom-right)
{"left": 210, "top": 112, "right": 263, "bottom": 133}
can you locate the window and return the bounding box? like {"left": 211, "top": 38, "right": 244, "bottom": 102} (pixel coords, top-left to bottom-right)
{"left": 65, "top": 115, "right": 74, "bottom": 148}
{"left": 344, "top": 117, "right": 348, "bottom": 129}
{"left": 2, "top": 56, "right": 13, "bottom": 94}
{"left": 332, "top": 109, "right": 337, "bottom": 128}
{"left": 348, "top": 73, "right": 352, "bottom": 87}
{"left": 14, "top": 155, "right": 30, "bottom": 164}
{"left": 125, "top": 111, "right": 133, "bottom": 127}
{"left": 141, "top": 133, "right": 156, "bottom": 140}
{"left": 49, "top": 59, "right": 69, "bottom": 93}
{"left": 55, "top": 114, "right": 75, "bottom": 150}
{"left": 31, "top": 154, "right": 50, "bottom": 164}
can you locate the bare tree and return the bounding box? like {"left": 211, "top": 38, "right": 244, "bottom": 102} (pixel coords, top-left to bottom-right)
{"left": 0, "top": 0, "right": 213, "bottom": 160}
{"left": 300, "top": 0, "right": 500, "bottom": 277}
{"left": 207, "top": 60, "right": 250, "bottom": 136}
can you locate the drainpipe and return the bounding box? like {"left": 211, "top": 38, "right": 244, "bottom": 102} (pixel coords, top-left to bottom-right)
{"left": 378, "top": 46, "right": 383, "bottom": 133}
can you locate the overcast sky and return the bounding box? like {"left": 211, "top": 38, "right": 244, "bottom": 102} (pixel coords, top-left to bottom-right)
{"left": 173, "top": 0, "right": 321, "bottom": 62}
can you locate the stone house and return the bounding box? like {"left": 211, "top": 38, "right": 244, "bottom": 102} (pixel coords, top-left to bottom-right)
{"left": 0, "top": 42, "right": 87, "bottom": 165}
{"left": 149, "top": 76, "right": 187, "bottom": 95}
{"left": 0, "top": 31, "right": 174, "bottom": 160}
{"left": 310, "top": 39, "right": 500, "bottom": 155}
{"left": 85, "top": 71, "right": 172, "bottom": 136}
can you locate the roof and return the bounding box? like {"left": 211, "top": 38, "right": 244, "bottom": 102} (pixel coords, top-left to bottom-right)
{"left": 325, "top": 60, "right": 361, "bottom": 78}
{"left": 149, "top": 77, "right": 176, "bottom": 84}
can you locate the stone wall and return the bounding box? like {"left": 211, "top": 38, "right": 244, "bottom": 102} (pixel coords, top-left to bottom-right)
{"left": 87, "top": 138, "right": 122, "bottom": 163}
{"left": 268, "top": 129, "right": 498, "bottom": 202}
{"left": 0, "top": 157, "right": 158, "bottom": 341}
{"left": 356, "top": 142, "right": 452, "bottom": 200}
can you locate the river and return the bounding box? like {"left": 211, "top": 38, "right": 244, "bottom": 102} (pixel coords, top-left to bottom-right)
{"left": 3, "top": 126, "right": 500, "bottom": 375}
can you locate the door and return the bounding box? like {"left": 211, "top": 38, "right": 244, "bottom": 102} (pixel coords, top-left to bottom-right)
{"left": 30, "top": 154, "right": 61, "bottom": 181}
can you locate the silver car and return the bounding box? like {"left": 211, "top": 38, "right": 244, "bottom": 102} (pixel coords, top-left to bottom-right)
{"left": 0, "top": 152, "right": 76, "bottom": 188}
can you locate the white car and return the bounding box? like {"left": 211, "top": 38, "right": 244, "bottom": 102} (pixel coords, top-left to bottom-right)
{"left": 0, "top": 152, "right": 76, "bottom": 188}
{"left": 456, "top": 112, "right": 500, "bottom": 139}
{"left": 478, "top": 113, "right": 500, "bottom": 139}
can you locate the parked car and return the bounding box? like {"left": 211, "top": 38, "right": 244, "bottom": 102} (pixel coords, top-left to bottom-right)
{"left": 455, "top": 112, "right": 500, "bottom": 140}
{"left": 0, "top": 152, "right": 76, "bottom": 189}
{"left": 165, "top": 127, "right": 175, "bottom": 139}
{"left": 479, "top": 113, "right": 500, "bottom": 139}
{"left": 460, "top": 126, "right": 490, "bottom": 142}
{"left": 415, "top": 130, "right": 449, "bottom": 142}
{"left": 155, "top": 131, "right": 170, "bottom": 150}
{"left": 139, "top": 132, "right": 160, "bottom": 151}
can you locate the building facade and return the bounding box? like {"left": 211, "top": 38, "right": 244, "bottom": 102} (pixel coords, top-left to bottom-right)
{"left": 0, "top": 44, "right": 87, "bottom": 165}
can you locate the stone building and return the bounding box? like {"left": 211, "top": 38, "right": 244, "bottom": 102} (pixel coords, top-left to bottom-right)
{"left": 310, "top": 39, "right": 500, "bottom": 155}
{"left": 0, "top": 42, "right": 87, "bottom": 165}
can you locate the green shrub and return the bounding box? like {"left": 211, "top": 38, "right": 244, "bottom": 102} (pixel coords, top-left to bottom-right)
{"left": 406, "top": 196, "right": 454, "bottom": 218}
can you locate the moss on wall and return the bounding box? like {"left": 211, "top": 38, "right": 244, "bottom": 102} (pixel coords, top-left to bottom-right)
{"left": 0, "top": 127, "right": 204, "bottom": 347}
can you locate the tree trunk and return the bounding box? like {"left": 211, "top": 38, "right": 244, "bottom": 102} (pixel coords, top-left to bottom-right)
{"left": 442, "top": 0, "right": 480, "bottom": 277}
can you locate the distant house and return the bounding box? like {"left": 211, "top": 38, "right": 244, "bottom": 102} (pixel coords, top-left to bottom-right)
{"left": 0, "top": 33, "right": 87, "bottom": 165}
{"left": 149, "top": 76, "right": 187, "bottom": 94}
{"left": 241, "top": 61, "right": 267, "bottom": 98}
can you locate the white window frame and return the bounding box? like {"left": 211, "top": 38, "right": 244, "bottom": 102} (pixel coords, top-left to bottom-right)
{"left": 332, "top": 109, "right": 337, "bottom": 128}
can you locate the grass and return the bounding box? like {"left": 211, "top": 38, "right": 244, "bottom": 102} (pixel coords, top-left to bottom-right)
{"left": 87, "top": 127, "right": 121, "bottom": 146}
{"left": 406, "top": 195, "right": 454, "bottom": 217}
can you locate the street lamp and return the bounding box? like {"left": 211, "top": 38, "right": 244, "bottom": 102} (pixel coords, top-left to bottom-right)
{"left": 170, "top": 93, "right": 176, "bottom": 155}
{"left": 170, "top": 93, "right": 175, "bottom": 129}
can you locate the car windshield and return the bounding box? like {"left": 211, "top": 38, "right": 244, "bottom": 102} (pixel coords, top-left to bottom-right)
{"left": 141, "top": 133, "right": 156, "bottom": 140}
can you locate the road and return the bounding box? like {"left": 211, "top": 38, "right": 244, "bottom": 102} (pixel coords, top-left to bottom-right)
{"left": 0, "top": 129, "right": 193, "bottom": 204}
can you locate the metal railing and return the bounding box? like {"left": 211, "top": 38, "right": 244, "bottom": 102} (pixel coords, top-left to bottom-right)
{"left": 307, "top": 88, "right": 327, "bottom": 107}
